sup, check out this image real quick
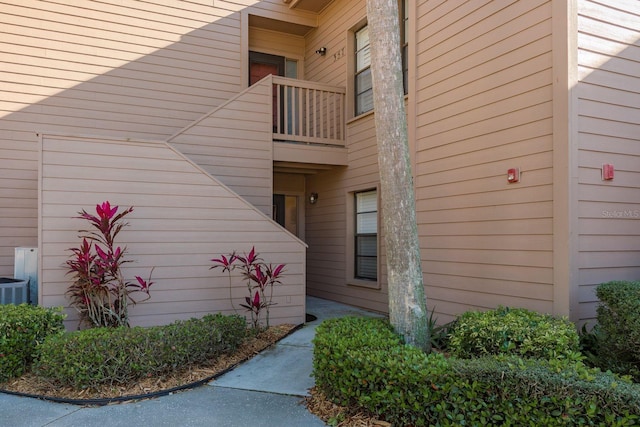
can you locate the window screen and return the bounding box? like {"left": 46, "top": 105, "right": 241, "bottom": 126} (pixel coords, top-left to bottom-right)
{"left": 355, "top": 26, "right": 373, "bottom": 115}
{"left": 355, "top": 190, "right": 377, "bottom": 280}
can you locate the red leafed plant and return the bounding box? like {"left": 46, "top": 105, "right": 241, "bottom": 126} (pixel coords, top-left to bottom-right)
{"left": 66, "top": 201, "right": 153, "bottom": 328}
{"left": 211, "top": 247, "right": 285, "bottom": 329}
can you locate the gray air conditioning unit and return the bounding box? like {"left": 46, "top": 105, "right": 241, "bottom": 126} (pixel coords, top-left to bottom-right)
{"left": 0, "top": 277, "right": 29, "bottom": 305}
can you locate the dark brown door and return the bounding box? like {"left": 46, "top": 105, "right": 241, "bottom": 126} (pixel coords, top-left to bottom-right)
{"left": 273, "top": 194, "right": 299, "bottom": 237}
{"left": 250, "top": 61, "right": 280, "bottom": 85}
{"left": 249, "top": 51, "right": 285, "bottom": 84}
{"left": 249, "top": 52, "right": 285, "bottom": 131}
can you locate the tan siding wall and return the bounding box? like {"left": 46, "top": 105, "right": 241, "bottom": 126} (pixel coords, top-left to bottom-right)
{"left": 0, "top": 0, "right": 245, "bottom": 276}
{"left": 576, "top": 0, "right": 640, "bottom": 321}
{"left": 168, "top": 80, "right": 274, "bottom": 215}
{"left": 305, "top": 0, "right": 366, "bottom": 86}
{"left": 301, "top": 0, "right": 389, "bottom": 312}
{"left": 40, "top": 134, "right": 306, "bottom": 328}
{"left": 249, "top": 27, "right": 306, "bottom": 60}
{"left": 236, "top": 0, "right": 319, "bottom": 26}
{"left": 304, "top": 0, "right": 557, "bottom": 321}
{"left": 274, "top": 173, "right": 305, "bottom": 193}
{"left": 306, "top": 114, "right": 389, "bottom": 313}
{"left": 414, "top": 0, "right": 555, "bottom": 322}
{"left": 0, "top": 0, "right": 312, "bottom": 276}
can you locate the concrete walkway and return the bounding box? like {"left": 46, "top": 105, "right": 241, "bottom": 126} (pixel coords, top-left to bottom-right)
{"left": 0, "top": 297, "right": 381, "bottom": 427}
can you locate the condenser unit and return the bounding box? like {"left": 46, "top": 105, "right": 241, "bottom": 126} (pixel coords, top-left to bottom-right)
{"left": 0, "top": 277, "right": 29, "bottom": 305}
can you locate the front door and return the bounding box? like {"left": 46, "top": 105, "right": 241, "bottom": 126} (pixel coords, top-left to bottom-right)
{"left": 273, "top": 194, "right": 299, "bottom": 237}
{"left": 249, "top": 52, "right": 285, "bottom": 131}
{"left": 249, "top": 51, "right": 285, "bottom": 85}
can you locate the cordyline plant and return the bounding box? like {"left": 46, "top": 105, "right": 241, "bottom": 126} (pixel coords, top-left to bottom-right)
{"left": 211, "top": 247, "right": 285, "bottom": 330}
{"left": 66, "top": 201, "right": 153, "bottom": 328}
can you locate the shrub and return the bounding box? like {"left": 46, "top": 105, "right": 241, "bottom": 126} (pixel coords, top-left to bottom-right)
{"left": 579, "top": 321, "right": 605, "bottom": 364}
{"left": 426, "top": 308, "right": 454, "bottom": 351}
{"left": 34, "top": 313, "right": 246, "bottom": 390}
{"left": 0, "top": 304, "right": 65, "bottom": 382}
{"left": 447, "top": 356, "right": 640, "bottom": 426}
{"left": 313, "top": 316, "right": 640, "bottom": 426}
{"left": 312, "top": 317, "right": 403, "bottom": 403}
{"left": 66, "top": 201, "right": 154, "bottom": 328}
{"left": 595, "top": 280, "right": 640, "bottom": 380}
{"left": 447, "top": 306, "right": 581, "bottom": 360}
{"left": 211, "top": 247, "right": 285, "bottom": 329}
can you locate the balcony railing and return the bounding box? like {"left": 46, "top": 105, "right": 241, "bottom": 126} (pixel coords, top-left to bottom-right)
{"left": 272, "top": 76, "right": 345, "bottom": 146}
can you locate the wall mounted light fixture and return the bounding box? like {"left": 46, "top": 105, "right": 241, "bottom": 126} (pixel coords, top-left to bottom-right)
{"left": 309, "top": 192, "right": 319, "bottom": 204}
{"left": 315, "top": 47, "right": 327, "bottom": 56}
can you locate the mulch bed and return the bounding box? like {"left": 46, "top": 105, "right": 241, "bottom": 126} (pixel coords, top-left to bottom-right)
{"left": 305, "top": 387, "right": 391, "bottom": 427}
{"left": 0, "top": 325, "right": 295, "bottom": 402}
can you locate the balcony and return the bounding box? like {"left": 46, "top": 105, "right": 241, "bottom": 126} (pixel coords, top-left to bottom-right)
{"left": 271, "top": 76, "right": 347, "bottom": 169}
{"left": 272, "top": 76, "right": 345, "bottom": 147}
{"left": 168, "top": 75, "right": 347, "bottom": 180}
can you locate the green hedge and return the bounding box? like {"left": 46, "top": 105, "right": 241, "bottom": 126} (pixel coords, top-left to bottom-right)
{"left": 313, "top": 317, "right": 640, "bottom": 426}
{"left": 0, "top": 304, "right": 65, "bottom": 382}
{"left": 34, "top": 313, "right": 246, "bottom": 390}
{"left": 447, "top": 306, "right": 581, "bottom": 361}
{"left": 595, "top": 280, "right": 640, "bottom": 380}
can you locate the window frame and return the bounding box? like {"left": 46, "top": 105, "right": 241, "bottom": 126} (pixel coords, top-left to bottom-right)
{"left": 401, "top": 0, "right": 408, "bottom": 95}
{"left": 354, "top": 189, "right": 378, "bottom": 281}
{"left": 346, "top": 188, "right": 380, "bottom": 289}
{"left": 350, "top": 1, "right": 408, "bottom": 118}
{"left": 354, "top": 25, "right": 373, "bottom": 116}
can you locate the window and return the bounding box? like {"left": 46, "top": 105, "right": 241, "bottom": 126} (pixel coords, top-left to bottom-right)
{"left": 355, "top": 190, "right": 377, "bottom": 280}
{"left": 401, "top": 0, "right": 408, "bottom": 94}
{"left": 354, "top": 1, "right": 407, "bottom": 115}
{"left": 355, "top": 25, "right": 373, "bottom": 116}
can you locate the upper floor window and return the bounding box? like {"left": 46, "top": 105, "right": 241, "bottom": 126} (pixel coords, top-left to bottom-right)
{"left": 401, "top": 0, "right": 408, "bottom": 94}
{"left": 354, "top": 1, "right": 408, "bottom": 116}
{"left": 355, "top": 25, "right": 373, "bottom": 116}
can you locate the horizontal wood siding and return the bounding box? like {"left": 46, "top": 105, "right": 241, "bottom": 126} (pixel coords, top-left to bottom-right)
{"left": 306, "top": 114, "right": 389, "bottom": 313}
{"left": 305, "top": 0, "right": 366, "bottom": 87}
{"left": 229, "top": 0, "right": 318, "bottom": 27}
{"left": 304, "top": 0, "right": 559, "bottom": 321}
{"left": 40, "top": 134, "right": 305, "bottom": 328}
{"left": 0, "top": 0, "right": 312, "bottom": 277}
{"left": 168, "top": 80, "right": 274, "bottom": 215}
{"left": 576, "top": 0, "right": 640, "bottom": 322}
{"left": 0, "top": 0, "right": 246, "bottom": 276}
{"left": 249, "top": 27, "right": 307, "bottom": 59}
{"left": 302, "top": 0, "right": 389, "bottom": 313}
{"left": 415, "top": 0, "right": 555, "bottom": 322}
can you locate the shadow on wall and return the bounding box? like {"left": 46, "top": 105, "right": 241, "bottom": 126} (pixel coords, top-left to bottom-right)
{"left": 1, "top": 1, "right": 317, "bottom": 326}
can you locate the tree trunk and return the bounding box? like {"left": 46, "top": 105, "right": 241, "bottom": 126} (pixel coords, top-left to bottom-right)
{"left": 366, "top": 0, "right": 430, "bottom": 351}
